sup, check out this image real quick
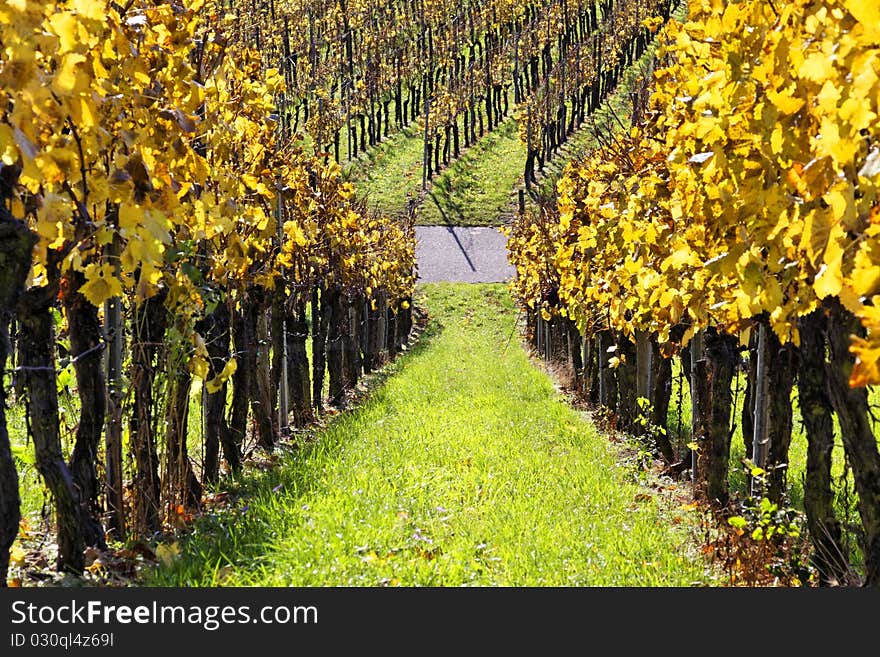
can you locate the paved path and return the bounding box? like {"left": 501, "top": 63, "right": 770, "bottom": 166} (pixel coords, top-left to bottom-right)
{"left": 415, "top": 225, "right": 515, "bottom": 283}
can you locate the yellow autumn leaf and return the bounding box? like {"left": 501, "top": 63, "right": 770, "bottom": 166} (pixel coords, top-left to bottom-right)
{"left": 280, "top": 222, "right": 304, "bottom": 249}
{"left": 9, "top": 545, "right": 26, "bottom": 568}
{"left": 80, "top": 262, "right": 123, "bottom": 307}
{"left": 799, "top": 52, "right": 835, "bottom": 84}
{"left": 48, "top": 12, "right": 80, "bottom": 55}
{"left": 845, "top": 0, "right": 880, "bottom": 40}
{"left": 189, "top": 355, "right": 210, "bottom": 380}
{"left": 119, "top": 202, "right": 142, "bottom": 233}
{"left": 849, "top": 335, "right": 880, "bottom": 387}
{"left": 816, "top": 80, "right": 841, "bottom": 116}
{"left": 839, "top": 97, "right": 877, "bottom": 132}
{"left": 52, "top": 53, "right": 87, "bottom": 96}
{"left": 801, "top": 206, "right": 833, "bottom": 267}
{"left": 206, "top": 357, "right": 237, "bottom": 393}
{"left": 661, "top": 247, "right": 694, "bottom": 271}
{"left": 79, "top": 97, "right": 97, "bottom": 129}
{"left": 813, "top": 263, "right": 843, "bottom": 300}
{"left": 824, "top": 181, "right": 856, "bottom": 231}
{"left": 0, "top": 125, "right": 17, "bottom": 166}
{"left": 848, "top": 247, "right": 880, "bottom": 297}
{"left": 770, "top": 122, "right": 784, "bottom": 155}
{"left": 36, "top": 193, "right": 73, "bottom": 249}
{"left": 77, "top": 0, "right": 106, "bottom": 21}
{"left": 766, "top": 85, "right": 805, "bottom": 115}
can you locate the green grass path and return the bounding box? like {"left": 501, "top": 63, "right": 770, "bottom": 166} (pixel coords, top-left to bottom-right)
{"left": 149, "top": 284, "right": 712, "bottom": 586}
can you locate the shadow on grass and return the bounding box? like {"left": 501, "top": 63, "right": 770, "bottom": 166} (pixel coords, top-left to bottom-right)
{"left": 144, "top": 308, "right": 445, "bottom": 585}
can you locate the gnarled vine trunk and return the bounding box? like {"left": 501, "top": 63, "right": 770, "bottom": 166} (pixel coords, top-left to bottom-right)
{"left": 0, "top": 216, "right": 36, "bottom": 585}
{"left": 130, "top": 289, "right": 168, "bottom": 537}
{"left": 326, "top": 287, "right": 346, "bottom": 407}
{"left": 651, "top": 341, "right": 674, "bottom": 464}
{"left": 164, "top": 363, "right": 201, "bottom": 515}
{"left": 61, "top": 269, "right": 106, "bottom": 548}
{"left": 695, "top": 329, "right": 737, "bottom": 508}
{"left": 287, "top": 296, "right": 312, "bottom": 428}
{"left": 824, "top": 299, "right": 880, "bottom": 586}
{"left": 764, "top": 325, "right": 797, "bottom": 502}
{"left": 18, "top": 280, "right": 85, "bottom": 573}
{"left": 798, "top": 309, "right": 849, "bottom": 586}
{"left": 312, "top": 285, "right": 328, "bottom": 414}
{"left": 199, "top": 298, "right": 239, "bottom": 482}
{"left": 251, "top": 287, "right": 276, "bottom": 449}
{"left": 230, "top": 301, "right": 251, "bottom": 459}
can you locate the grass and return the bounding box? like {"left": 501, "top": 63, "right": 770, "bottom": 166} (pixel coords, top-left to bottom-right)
{"left": 416, "top": 117, "right": 525, "bottom": 227}
{"left": 345, "top": 114, "right": 526, "bottom": 227}
{"left": 349, "top": 31, "right": 665, "bottom": 228}
{"left": 341, "top": 22, "right": 676, "bottom": 228}
{"left": 7, "top": 398, "right": 44, "bottom": 520}
{"left": 146, "top": 283, "right": 713, "bottom": 586}
{"left": 522, "top": 1, "right": 690, "bottom": 212}
{"left": 343, "top": 125, "right": 425, "bottom": 221}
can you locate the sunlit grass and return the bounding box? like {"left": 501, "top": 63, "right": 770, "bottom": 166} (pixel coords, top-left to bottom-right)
{"left": 343, "top": 125, "right": 426, "bottom": 221}
{"left": 417, "top": 117, "right": 524, "bottom": 227}
{"left": 147, "top": 284, "right": 712, "bottom": 586}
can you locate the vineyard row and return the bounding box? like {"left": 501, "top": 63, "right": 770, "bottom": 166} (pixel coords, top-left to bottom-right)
{"left": 506, "top": 0, "right": 880, "bottom": 586}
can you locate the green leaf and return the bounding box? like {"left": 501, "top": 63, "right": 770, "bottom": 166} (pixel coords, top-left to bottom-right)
{"left": 182, "top": 262, "right": 204, "bottom": 285}
{"left": 728, "top": 516, "right": 748, "bottom": 529}
{"left": 57, "top": 364, "right": 74, "bottom": 391}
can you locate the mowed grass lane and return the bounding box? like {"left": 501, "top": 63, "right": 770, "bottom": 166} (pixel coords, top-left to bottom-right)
{"left": 149, "top": 284, "right": 712, "bottom": 586}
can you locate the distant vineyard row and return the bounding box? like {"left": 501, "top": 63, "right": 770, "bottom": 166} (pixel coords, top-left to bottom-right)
{"left": 236, "top": 0, "right": 674, "bottom": 186}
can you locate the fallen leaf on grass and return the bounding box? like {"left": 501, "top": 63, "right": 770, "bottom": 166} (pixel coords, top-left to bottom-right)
{"left": 9, "top": 546, "right": 26, "bottom": 568}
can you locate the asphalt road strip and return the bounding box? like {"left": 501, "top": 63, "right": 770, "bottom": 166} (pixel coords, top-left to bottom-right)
{"left": 415, "top": 226, "right": 515, "bottom": 283}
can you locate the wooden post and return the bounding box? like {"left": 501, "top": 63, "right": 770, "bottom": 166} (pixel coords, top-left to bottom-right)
{"left": 689, "top": 329, "right": 704, "bottom": 483}
{"left": 598, "top": 332, "right": 610, "bottom": 407}
{"left": 378, "top": 292, "right": 388, "bottom": 359}
{"left": 751, "top": 321, "right": 769, "bottom": 495}
{"left": 276, "top": 189, "right": 289, "bottom": 438}
{"left": 635, "top": 329, "right": 651, "bottom": 403}
{"left": 537, "top": 315, "right": 544, "bottom": 359}
{"left": 103, "top": 233, "right": 125, "bottom": 538}
{"left": 582, "top": 335, "right": 591, "bottom": 399}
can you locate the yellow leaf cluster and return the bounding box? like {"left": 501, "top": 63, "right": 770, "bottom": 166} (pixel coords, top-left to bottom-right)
{"left": 1, "top": 0, "right": 415, "bottom": 369}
